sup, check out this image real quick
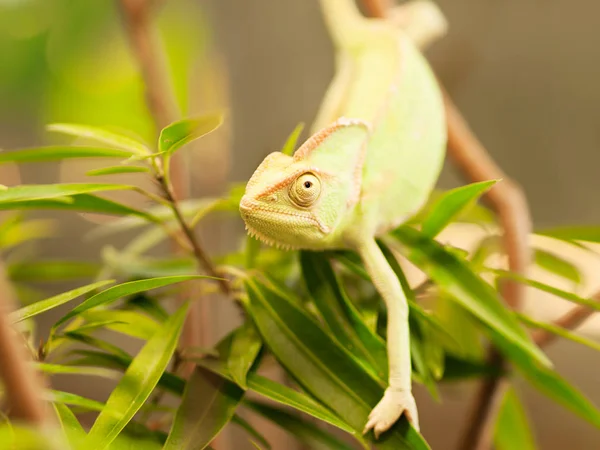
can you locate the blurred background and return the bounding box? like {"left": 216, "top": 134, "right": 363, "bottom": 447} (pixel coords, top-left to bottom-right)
{"left": 1, "top": 0, "right": 599, "bottom": 448}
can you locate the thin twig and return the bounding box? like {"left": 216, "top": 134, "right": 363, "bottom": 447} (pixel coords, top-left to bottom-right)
{"left": 118, "top": 0, "right": 225, "bottom": 394}
{"left": 532, "top": 294, "right": 600, "bottom": 347}
{"left": 357, "top": 1, "right": 532, "bottom": 448}
{"left": 0, "top": 260, "right": 48, "bottom": 425}
{"left": 459, "top": 297, "right": 600, "bottom": 450}
{"left": 158, "top": 173, "right": 231, "bottom": 295}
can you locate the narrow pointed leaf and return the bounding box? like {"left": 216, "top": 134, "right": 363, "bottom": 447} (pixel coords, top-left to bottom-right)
{"left": 164, "top": 366, "right": 243, "bottom": 450}
{"left": 516, "top": 313, "right": 600, "bottom": 352}
{"left": 537, "top": 226, "right": 600, "bottom": 243}
{"left": 232, "top": 415, "right": 271, "bottom": 450}
{"left": 228, "top": 321, "right": 263, "bottom": 389}
{"left": 300, "top": 251, "right": 387, "bottom": 381}
{"left": 494, "top": 387, "right": 537, "bottom": 450}
{"left": 246, "top": 400, "right": 355, "bottom": 450}
{"left": 0, "top": 146, "right": 133, "bottom": 164}
{"left": 7, "top": 260, "right": 100, "bottom": 282}
{"left": 0, "top": 194, "right": 158, "bottom": 221}
{"left": 36, "top": 363, "right": 119, "bottom": 380}
{"left": 533, "top": 249, "right": 582, "bottom": 284}
{"left": 159, "top": 114, "right": 223, "bottom": 154}
{"left": 492, "top": 329, "right": 600, "bottom": 429}
{"left": 81, "top": 310, "right": 160, "bottom": 340}
{"left": 281, "top": 122, "right": 305, "bottom": 156}
{"left": 44, "top": 390, "right": 105, "bottom": 411}
{"left": 493, "top": 269, "right": 600, "bottom": 311}
{"left": 421, "top": 180, "right": 498, "bottom": 237}
{"left": 10, "top": 280, "right": 114, "bottom": 323}
{"left": 245, "top": 277, "right": 429, "bottom": 449}
{"left": 198, "top": 358, "right": 354, "bottom": 434}
{"left": 53, "top": 403, "right": 87, "bottom": 447}
{"left": 56, "top": 275, "right": 206, "bottom": 327}
{"left": 87, "top": 198, "right": 220, "bottom": 239}
{"left": 87, "top": 166, "right": 150, "bottom": 176}
{"left": 47, "top": 123, "right": 150, "bottom": 155}
{"left": 391, "top": 226, "right": 551, "bottom": 368}
{"left": 0, "top": 184, "right": 134, "bottom": 204}
{"left": 86, "top": 302, "right": 190, "bottom": 449}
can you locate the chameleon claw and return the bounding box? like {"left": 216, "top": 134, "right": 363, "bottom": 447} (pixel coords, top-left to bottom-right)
{"left": 363, "top": 388, "right": 420, "bottom": 439}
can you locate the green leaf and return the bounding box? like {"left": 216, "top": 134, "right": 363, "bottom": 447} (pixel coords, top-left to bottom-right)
{"left": 47, "top": 123, "right": 150, "bottom": 156}
{"left": 391, "top": 226, "right": 551, "bottom": 368}
{"left": 0, "top": 194, "right": 156, "bottom": 220}
{"left": 159, "top": 114, "right": 223, "bottom": 154}
{"left": 245, "top": 277, "right": 429, "bottom": 449}
{"left": 53, "top": 403, "right": 87, "bottom": 447}
{"left": 62, "top": 332, "right": 132, "bottom": 362}
{"left": 493, "top": 270, "right": 600, "bottom": 312}
{"left": 87, "top": 198, "right": 219, "bottom": 239}
{"left": 0, "top": 146, "right": 133, "bottom": 164}
{"left": 0, "top": 184, "right": 134, "bottom": 204}
{"left": 300, "top": 251, "right": 387, "bottom": 381}
{"left": 198, "top": 356, "right": 355, "bottom": 434}
{"left": 231, "top": 415, "right": 271, "bottom": 450}
{"left": 227, "top": 321, "right": 263, "bottom": 389}
{"left": 0, "top": 423, "right": 49, "bottom": 449}
{"left": 55, "top": 275, "right": 206, "bottom": 327}
{"left": 10, "top": 280, "right": 114, "bottom": 323}
{"left": 85, "top": 302, "right": 189, "bottom": 449}
{"left": 441, "top": 354, "right": 502, "bottom": 381}
{"left": 81, "top": 310, "right": 160, "bottom": 340}
{"left": 421, "top": 180, "right": 498, "bottom": 238}
{"left": 164, "top": 366, "right": 244, "bottom": 450}
{"left": 0, "top": 218, "right": 56, "bottom": 250}
{"left": 36, "top": 363, "right": 119, "bottom": 380}
{"left": 7, "top": 260, "right": 100, "bottom": 282}
{"left": 246, "top": 400, "right": 355, "bottom": 450}
{"left": 281, "top": 122, "right": 305, "bottom": 156}
{"left": 516, "top": 312, "right": 600, "bottom": 352}
{"left": 492, "top": 329, "right": 600, "bottom": 429}
{"left": 86, "top": 166, "right": 150, "bottom": 176}
{"left": 44, "top": 390, "right": 105, "bottom": 411}
{"left": 533, "top": 249, "right": 582, "bottom": 285}
{"left": 494, "top": 387, "right": 537, "bottom": 450}
{"left": 537, "top": 226, "right": 600, "bottom": 243}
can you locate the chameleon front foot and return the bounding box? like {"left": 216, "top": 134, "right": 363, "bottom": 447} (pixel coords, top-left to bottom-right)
{"left": 363, "top": 388, "right": 419, "bottom": 438}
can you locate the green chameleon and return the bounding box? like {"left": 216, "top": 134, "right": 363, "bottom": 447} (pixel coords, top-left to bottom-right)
{"left": 240, "top": 0, "right": 448, "bottom": 438}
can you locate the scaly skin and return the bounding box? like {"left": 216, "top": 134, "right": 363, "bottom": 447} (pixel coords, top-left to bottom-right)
{"left": 240, "top": 0, "right": 447, "bottom": 438}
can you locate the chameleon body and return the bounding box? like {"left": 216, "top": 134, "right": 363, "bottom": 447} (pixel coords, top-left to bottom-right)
{"left": 240, "top": 0, "right": 447, "bottom": 437}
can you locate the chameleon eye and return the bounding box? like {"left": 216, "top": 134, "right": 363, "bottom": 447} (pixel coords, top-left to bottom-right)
{"left": 290, "top": 172, "right": 321, "bottom": 207}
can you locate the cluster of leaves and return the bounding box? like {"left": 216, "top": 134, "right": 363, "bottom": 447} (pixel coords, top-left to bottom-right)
{"left": 1, "top": 120, "right": 600, "bottom": 450}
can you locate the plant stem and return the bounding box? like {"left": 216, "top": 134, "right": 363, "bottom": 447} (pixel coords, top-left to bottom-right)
{"left": 358, "top": 1, "right": 533, "bottom": 448}
{"left": 0, "top": 260, "right": 48, "bottom": 425}
{"left": 157, "top": 173, "right": 231, "bottom": 295}
{"left": 119, "top": 0, "right": 226, "bottom": 410}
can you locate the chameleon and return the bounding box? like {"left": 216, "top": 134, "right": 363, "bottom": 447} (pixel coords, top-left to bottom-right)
{"left": 239, "top": 0, "right": 448, "bottom": 438}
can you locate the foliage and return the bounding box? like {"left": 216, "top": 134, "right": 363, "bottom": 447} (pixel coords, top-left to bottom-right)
{"left": 1, "top": 1, "right": 599, "bottom": 450}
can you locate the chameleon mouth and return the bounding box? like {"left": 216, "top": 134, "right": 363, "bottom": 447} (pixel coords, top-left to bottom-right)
{"left": 244, "top": 223, "right": 296, "bottom": 251}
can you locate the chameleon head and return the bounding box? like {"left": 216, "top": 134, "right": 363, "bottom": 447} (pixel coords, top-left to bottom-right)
{"left": 239, "top": 119, "right": 370, "bottom": 250}
{"left": 239, "top": 152, "right": 335, "bottom": 250}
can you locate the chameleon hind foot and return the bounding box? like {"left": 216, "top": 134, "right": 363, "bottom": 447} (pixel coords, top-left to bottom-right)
{"left": 363, "top": 388, "right": 420, "bottom": 439}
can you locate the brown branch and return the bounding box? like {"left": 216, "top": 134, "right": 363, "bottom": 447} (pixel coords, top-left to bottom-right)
{"left": 0, "top": 260, "right": 48, "bottom": 425}
{"left": 118, "top": 0, "right": 227, "bottom": 393}
{"left": 532, "top": 295, "right": 600, "bottom": 347}
{"left": 159, "top": 176, "right": 231, "bottom": 295}
{"left": 357, "top": 1, "right": 532, "bottom": 448}
{"left": 458, "top": 298, "right": 600, "bottom": 450}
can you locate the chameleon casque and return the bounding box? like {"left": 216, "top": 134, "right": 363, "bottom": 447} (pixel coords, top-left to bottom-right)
{"left": 240, "top": 0, "right": 448, "bottom": 438}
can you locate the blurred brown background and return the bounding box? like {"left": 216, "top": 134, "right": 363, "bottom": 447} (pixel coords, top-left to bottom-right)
{"left": 1, "top": 0, "right": 599, "bottom": 448}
